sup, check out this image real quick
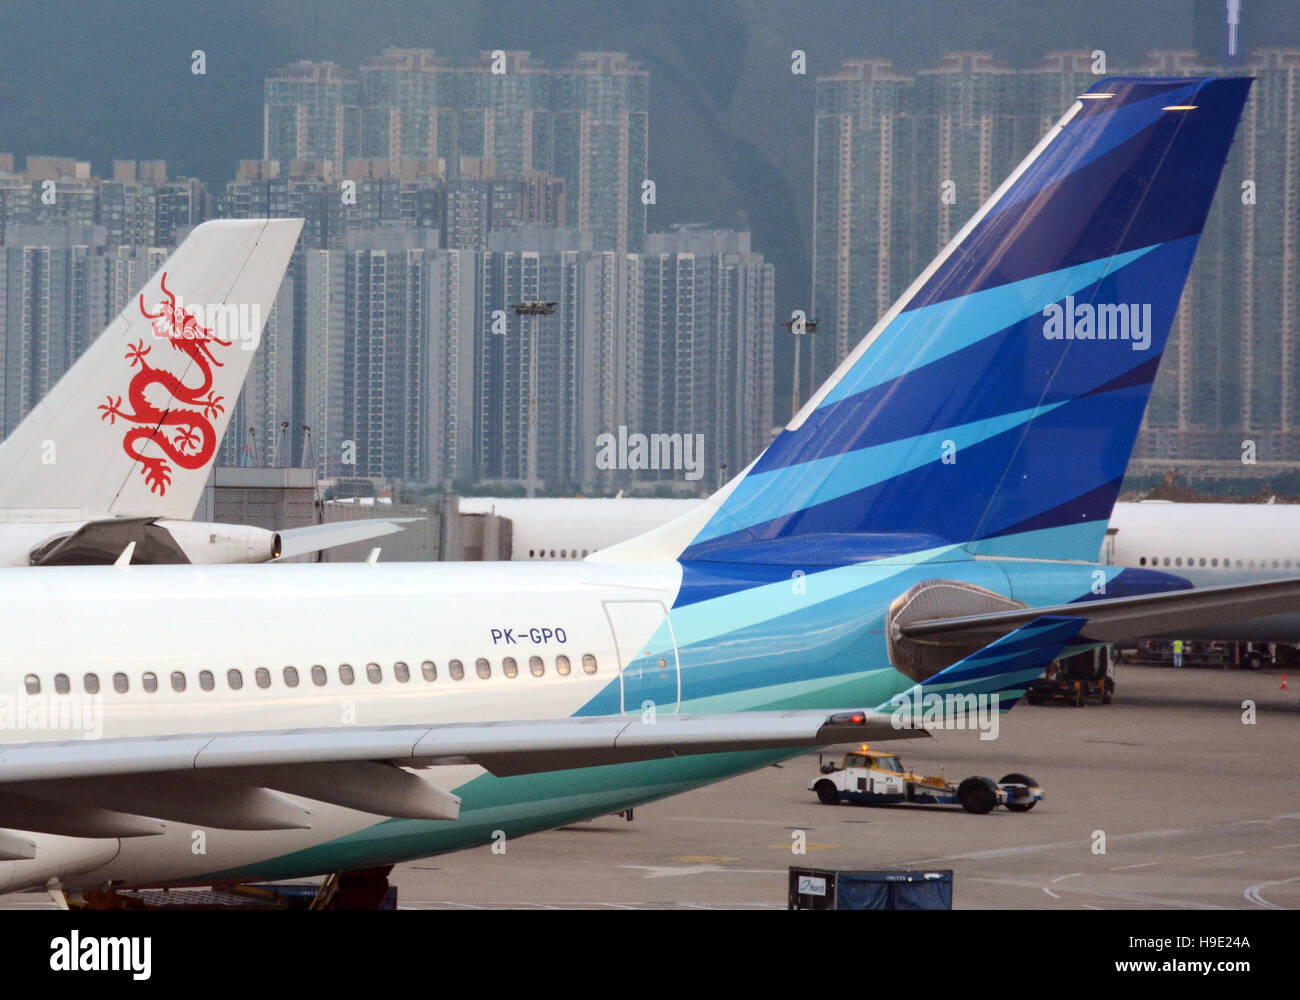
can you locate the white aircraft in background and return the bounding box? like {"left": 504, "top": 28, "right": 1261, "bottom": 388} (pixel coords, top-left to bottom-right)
{"left": 475, "top": 496, "right": 1300, "bottom": 642}
{"left": 0, "top": 74, "right": 1279, "bottom": 902}
{"left": 0, "top": 218, "right": 406, "bottom": 566}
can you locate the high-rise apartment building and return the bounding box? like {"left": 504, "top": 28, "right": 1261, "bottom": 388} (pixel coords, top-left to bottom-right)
{"left": 266, "top": 50, "right": 647, "bottom": 252}
{"left": 811, "top": 48, "right": 1300, "bottom": 473}
{"left": 263, "top": 62, "right": 359, "bottom": 166}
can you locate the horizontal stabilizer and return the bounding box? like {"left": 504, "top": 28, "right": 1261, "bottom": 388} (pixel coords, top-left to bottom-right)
{"left": 277, "top": 518, "right": 421, "bottom": 559}
{"left": 902, "top": 577, "right": 1300, "bottom": 646}
{"left": 882, "top": 615, "right": 1086, "bottom": 717}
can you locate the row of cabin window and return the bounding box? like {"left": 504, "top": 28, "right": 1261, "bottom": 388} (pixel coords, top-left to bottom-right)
{"left": 23, "top": 654, "right": 599, "bottom": 696}
{"left": 1137, "top": 556, "right": 1297, "bottom": 569}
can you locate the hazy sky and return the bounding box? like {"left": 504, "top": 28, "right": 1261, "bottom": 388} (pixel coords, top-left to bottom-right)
{"left": 3, "top": 0, "right": 1293, "bottom": 412}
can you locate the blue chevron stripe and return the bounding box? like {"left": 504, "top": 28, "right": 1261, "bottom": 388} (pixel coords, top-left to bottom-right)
{"left": 691, "top": 402, "right": 1065, "bottom": 547}
{"left": 820, "top": 244, "right": 1159, "bottom": 410}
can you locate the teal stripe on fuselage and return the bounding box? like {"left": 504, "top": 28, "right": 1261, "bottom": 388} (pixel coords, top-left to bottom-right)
{"left": 195, "top": 747, "right": 799, "bottom": 885}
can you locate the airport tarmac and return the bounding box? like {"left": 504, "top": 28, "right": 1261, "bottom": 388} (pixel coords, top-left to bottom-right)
{"left": 389, "top": 666, "right": 1299, "bottom": 909}
{"left": 1, "top": 666, "right": 1295, "bottom": 910}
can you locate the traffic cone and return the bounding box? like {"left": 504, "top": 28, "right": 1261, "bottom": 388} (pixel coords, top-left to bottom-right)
{"left": 1283, "top": 674, "right": 1289, "bottom": 691}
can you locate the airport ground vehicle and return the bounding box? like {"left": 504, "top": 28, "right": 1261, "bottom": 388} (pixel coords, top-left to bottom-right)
{"left": 1130, "top": 638, "right": 1288, "bottom": 669}
{"left": 1027, "top": 647, "right": 1114, "bottom": 705}
{"left": 809, "top": 747, "right": 1043, "bottom": 814}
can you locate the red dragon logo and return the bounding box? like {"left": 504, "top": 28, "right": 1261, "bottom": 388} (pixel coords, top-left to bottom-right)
{"left": 97, "top": 272, "right": 230, "bottom": 496}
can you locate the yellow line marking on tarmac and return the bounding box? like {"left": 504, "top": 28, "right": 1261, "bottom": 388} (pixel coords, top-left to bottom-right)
{"left": 771, "top": 843, "right": 836, "bottom": 851}
{"left": 672, "top": 856, "right": 738, "bottom": 863}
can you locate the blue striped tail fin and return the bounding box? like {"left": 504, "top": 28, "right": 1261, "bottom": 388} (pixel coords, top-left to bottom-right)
{"left": 671, "top": 77, "right": 1251, "bottom": 566}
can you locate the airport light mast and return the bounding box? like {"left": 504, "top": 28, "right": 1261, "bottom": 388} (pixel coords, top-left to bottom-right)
{"left": 512, "top": 301, "right": 557, "bottom": 498}
{"left": 781, "top": 315, "right": 819, "bottom": 418}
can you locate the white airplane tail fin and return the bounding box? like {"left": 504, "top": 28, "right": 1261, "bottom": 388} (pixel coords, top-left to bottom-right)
{"left": 0, "top": 219, "right": 302, "bottom": 520}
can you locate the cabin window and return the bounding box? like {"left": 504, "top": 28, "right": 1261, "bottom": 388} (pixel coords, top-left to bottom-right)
{"left": 561, "top": 549, "right": 567, "bottom": 558}
{"left": 449, "top": 659, "right": 464, "bottom": 681}
{"left": 503, "top": 656, "right": 518, "bottom": 678}
{"left": 1211, "top": 558, "right": 1218, "bottom": 567}
{"left": 583, "top": 653, "right": 598, "bottom": 675}
{"left": 394, "top": 661, "right": 410, "bottom": 683}
{"left": 54, "top": 673, "right": 70, "bottom": 694}
{"left": 311, "top": 665, "right": 327, "bottom": 686}
{"left": 339, "top": 663, "right": 355, "bottom": 685}
{"left": 556, "top": 655, "right": 571, "bottom": 676}
{"left": 476, "top": 658, "right": 491, "bottom": 679}
{"left": 529, "top": 655, "right": 544, "bottom": 677}
{"left": 420, "top": 660, "right": 437, "bottom": 682}
{"left": 84, "top": 673, "right": 100, "bottom": 694}
{"left": 171, "top": 671, "right": 187, "bottom": 692}
{"left": 113, "top": 672, "right": 129, "bottom": 694}
{"left": 283, "top": 666, "right": 299, "bottom": 688}
{"left": 1139, "top": 557, "right": 1146, "bottom": 566}
{"left": 366, "top": 662, "right": 382, "bottom": 684}
{"left": 199, "top": 670, "right": 215, "bottom": 691}
{"left": 142, "top": 672, "right": 158, "bottom": 693}
{"left": 227, "top": 669, "right": 243, "bottom": 690}
{"left": 23, "top": 674, "right": 39, "bottom": 695}
{"left": 255, "top": 667, "right": 271, "bottom": 689}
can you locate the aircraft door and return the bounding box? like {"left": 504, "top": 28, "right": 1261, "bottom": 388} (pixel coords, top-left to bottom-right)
{"left": 603, "top": 600, "right": 680, "bottom": 715}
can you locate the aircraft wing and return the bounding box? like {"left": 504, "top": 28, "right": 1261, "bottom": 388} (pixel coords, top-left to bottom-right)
{"left": 276, "top": 518, "right": 423, "bottom": 559}
{"left": 901, "top": 577, "right": 1300, "bottom": 646}
{"left": 0, "top": 709, "right": 922, "bottom": 831}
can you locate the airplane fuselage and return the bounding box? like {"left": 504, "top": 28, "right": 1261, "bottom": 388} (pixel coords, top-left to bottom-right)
{"left": 0, "top": 552, "right": 1177, "bottom": 892}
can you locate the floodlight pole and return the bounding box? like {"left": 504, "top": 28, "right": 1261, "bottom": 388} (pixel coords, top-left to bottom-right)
{"left": 512, "top": 302, "right": 557, "bottom": 498}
